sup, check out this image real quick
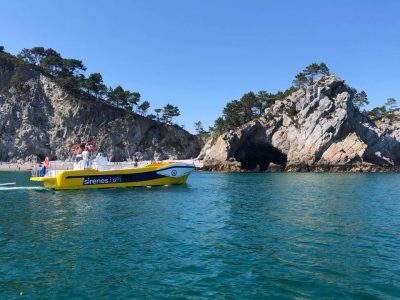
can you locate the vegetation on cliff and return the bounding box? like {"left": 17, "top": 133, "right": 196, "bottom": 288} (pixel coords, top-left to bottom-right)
{"left": 200, "top": 75, "right": 400, "bottom": 172}
{"left": 211, "top": 63, "right": 398, "bottom": 136}
{"left": 0, "top": 45, "right": 202, "bottom": 162}
{"left": 0, "top": 46, "right": 182, "bottom": 125}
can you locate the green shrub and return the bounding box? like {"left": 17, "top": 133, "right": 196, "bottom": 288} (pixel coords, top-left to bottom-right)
{"left": 10, "top": 73, "right": 22, "bottom": 87}
{"left": 287, "top": 104, "right": 297, "bottom": 116}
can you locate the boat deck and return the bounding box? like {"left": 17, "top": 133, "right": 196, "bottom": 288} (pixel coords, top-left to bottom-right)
{"left": 32, "top": 159, "right": 202, "bottom": 178}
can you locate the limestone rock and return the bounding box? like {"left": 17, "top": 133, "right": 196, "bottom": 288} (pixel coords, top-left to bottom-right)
{"left": 200, "top": 75, "right": 400, "bottom": 172}
{"left": 0, "top": 67, "right": 201, "bottom": 162}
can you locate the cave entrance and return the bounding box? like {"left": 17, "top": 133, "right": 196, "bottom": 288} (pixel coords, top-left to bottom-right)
{"left": 232, "top": 124, "right": 287, "bottom": 171}
{"left": 235, "top": 143, "right": 287, "bottom": 171}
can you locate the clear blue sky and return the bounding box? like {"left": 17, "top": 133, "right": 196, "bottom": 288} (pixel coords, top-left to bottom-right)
{"left": 1, "top": 0, "right": 399, "bottom": 133}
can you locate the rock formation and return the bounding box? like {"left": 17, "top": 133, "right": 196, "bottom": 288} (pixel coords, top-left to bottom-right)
{"left": 199, "top": 75, "right": 400, "bottom": 172}
{"left": 0, "top": 63, "right": 201, "bottom": 162}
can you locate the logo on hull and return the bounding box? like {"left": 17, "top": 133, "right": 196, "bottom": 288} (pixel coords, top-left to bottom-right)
{"left": 83, "top": 176, "right": 122, "bottom": 185}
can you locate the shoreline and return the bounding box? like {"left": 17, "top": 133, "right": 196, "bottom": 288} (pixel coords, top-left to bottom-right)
{"left": 0, "top": 162, "right": 34, "bottom": 171}
{"left": 2, "top": 160, "right": 399, "bottom": 173}
{"left": 199, "top": 162, "right": 400, "bottom": 173}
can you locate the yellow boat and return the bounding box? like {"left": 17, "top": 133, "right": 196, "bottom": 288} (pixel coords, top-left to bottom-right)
{"left": 30, "top": 151, "right": 195, "bottom": 190}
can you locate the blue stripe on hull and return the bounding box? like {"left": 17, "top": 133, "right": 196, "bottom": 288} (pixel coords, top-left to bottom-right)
{"left": 66, "top": 171, "right": 166, "bottom": 185}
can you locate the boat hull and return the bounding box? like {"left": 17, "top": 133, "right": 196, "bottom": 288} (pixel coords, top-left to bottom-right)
{"left": 30, "top": 163, "right": 195, "bottom": 190}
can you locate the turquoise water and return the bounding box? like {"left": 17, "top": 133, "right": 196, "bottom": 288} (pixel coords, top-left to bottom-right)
{"left": 0, "top": 171, "right": 399, "bottom": 299}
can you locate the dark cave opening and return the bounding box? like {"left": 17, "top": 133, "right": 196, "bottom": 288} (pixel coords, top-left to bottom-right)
{"left": 234, "top": 142, "right": 287, "bottom": 171}
{"left": 230, "top": 122, "right": 288, "bottom": 171}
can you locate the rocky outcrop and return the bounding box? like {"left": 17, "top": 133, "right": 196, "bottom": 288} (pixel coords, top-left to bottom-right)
{"left": 199, "top": 75, "right": 400, "bottom": 172}
{"left": 0, "top": 65, "right": 201, "bottom": 162}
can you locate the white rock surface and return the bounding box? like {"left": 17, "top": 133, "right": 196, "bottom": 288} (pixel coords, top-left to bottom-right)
{"left": 0, "top": 70, "right": 201, "bottom": 162}
{"left": 199, "top": 75, "right": 400, "bottom": 171}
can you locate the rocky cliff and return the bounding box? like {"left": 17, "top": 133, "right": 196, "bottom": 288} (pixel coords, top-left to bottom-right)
{"left": 199, "top": 75, "right": 400, "bottom": 172}
{"left": 0, "top": 63, "right": 201, "bottom": 162}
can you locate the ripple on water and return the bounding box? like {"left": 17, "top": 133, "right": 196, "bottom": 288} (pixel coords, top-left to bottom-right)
{"left": 0, "top": 172, "right": 400, "bottom": 298}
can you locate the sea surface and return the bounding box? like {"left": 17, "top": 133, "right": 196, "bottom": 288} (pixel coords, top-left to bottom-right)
{"left": 0, "top": 171, "right": 399, "bottom": 299}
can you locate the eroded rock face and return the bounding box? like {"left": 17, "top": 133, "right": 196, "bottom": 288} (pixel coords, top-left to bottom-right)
{"left": 199, "top": 75, "right": 400, "bottom": 171}
{"left": 0, "top": 69, "right": 201, "bottom": 162}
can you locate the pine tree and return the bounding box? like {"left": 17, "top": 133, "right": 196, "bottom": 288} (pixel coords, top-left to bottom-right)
{"left": 161, "top": 104, "right": 180, "bottom": 124}
{"left": 194, "top": 121, "right": 206, "bottom": 134}
{"left": 84, "top": 73, "right": 106, "bottom": 99}
{"left": 127, "top": 92, "right": 141, "bottom": 110}
{"left": 18, "top": 47, "right": 46, "bottom": 65}
{"left": 353, "top": 91, "right": 369, "bottom": 109}
{"left": 154, "top": 108, "right": 162, "bottom": 121}
{"left": 293, "top": 72, "right": 308, "bottom": 88}
{"left": 319, "top": 62, "right": 330, "bottom": 75}
{"left": 385, "top": 98, "right": 397, "bottom": 111}
{"left": 137, "top": 101, "right": 150, "bottom": 115}
{"left": 303, "top": 63, "right": 320, "bottom": 82}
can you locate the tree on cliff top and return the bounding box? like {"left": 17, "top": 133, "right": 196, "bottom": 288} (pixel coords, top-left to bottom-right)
{"left": 60, "top": 58, "right": 86, "bottom": 77}
{"left": 367, "top": 98, "right": 398, "bottom": 121}
{"left": 154, "top": 108, "right": 162, "bottom": 121}
{"left": 137, "top": 100, "right": 150, "bottom": 116}
{"left": 303, "top": 63, "right": 320, "bottom": 82}
{"left": 2, "top": 46, "right": 193, "bottom": 126}
{"left": 256, "top": 90, "right": 273, "bottom": 111}
{"left": 385, "top": 98, "right": 397, "bottom": 111}
{"left": 353, "top": 91, "right": 369, "bottom": 109}
{"left": 213, "top": 117, "right": 225, "bottom": 135}
{"left": 107, "top": 86, "right": 127, "bottom": 108}
{"left": 292, "top": 63, "right": 330, "bottom": 90}
{"left": 303, "top": 63, "right": 330, "bottom": 83}
{"left": 39, "top": 49, "right": 64, "bottom": 75}
{"left": 161, "top": 104, "right": 180, "bottom": 124}
{"left": 212, "top": 87, "right": 298, "bottom": 135}
{"left": 127, "top": 92, "right": 141, "bottom": 110}
{"left": 241, "top": 92, "right": 259, "bottom": 120}
{"left": 107, "top": 86, "right": 141, "bottom": 110}
{"left": 17, "top": 47, "right": 145, "bottom": 108}
{"left": 319, "top": 63, "right": 330, "bottom": 75}
{"left": 84, "top": 73, "right": 107, "bottom": 99}
{"left": 293, "top": 72, "right": 308, "bottom": 88}
{"left": 194, "top": 121, "right": 207, "bottom": 135}
{"left": 18, "top": 47, "right": 46, "bottom": 65}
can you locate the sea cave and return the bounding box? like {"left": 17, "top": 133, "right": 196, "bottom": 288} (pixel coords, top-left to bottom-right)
{"left": 232, "top": 125, "right": 287, "bottom": 171}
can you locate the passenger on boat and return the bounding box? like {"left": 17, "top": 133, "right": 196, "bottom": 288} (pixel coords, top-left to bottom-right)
{"left": 39, "top": 157, "right": 50, "bottom": 176}
{"left": 39, "top": 164, "right": 46, "bottom": 177}
{"left": 82, "top": 150, "right": 90, "bottom": 168}
{"left": 79, "top": 137, "right": 86, "bottom": 152}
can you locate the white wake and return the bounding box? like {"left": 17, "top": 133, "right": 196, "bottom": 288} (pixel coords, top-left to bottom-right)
{"left": 0, "top": 186, "right": 46, "bottom": 191}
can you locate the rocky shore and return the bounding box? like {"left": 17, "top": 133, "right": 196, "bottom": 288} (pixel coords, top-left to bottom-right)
{"left": 198, "top": 75, "right": 400, "bottom": 172}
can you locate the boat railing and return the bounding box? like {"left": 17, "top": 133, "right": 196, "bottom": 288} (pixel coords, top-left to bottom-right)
{"left": 31, "top": 159, "right": 197, "bottom": 178}
{"left": 92, "top": 161, "right": 152, "bottom": 171}
{"left": 31, "top": 162, "right": 74, "bottom": 178}
{"left": 46, "top": 162, "right": 74, "bottom": 177}
{"left": 32, "top": 160, "right": 154, "bottom": 177}
{"left": 31, "top": 164, "right": 40, "bottom": 177}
